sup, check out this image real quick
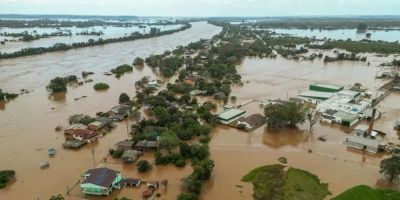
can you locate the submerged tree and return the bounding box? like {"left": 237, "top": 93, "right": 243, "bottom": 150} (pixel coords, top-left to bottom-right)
{"left": 264, "top": 101, "right": 306, "bottom": 128}
{"left": 380, "top": 156, "right": 400, "bottom": 183}
{"left": 158, "top": 131, "right": 180, "bottom": 154}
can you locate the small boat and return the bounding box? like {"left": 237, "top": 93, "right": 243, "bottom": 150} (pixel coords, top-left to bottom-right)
{"left": 48, "top": 148, "right": 56, "bottom": 156}
{"left": 40, "top": 161, "right": 50, "bottom": 169}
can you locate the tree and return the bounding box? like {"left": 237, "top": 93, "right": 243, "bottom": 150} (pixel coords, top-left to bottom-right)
{"left": 380, "top": 156, "right": 400, "bottom": 182}
{"left": 93, "top": 83, "right": 110, "bottom": 90}
{"left": 130, "top": 110, "right": 141, "bottom": 123}
{"left": 133, "top": 57, "right": 144, "bottom": 66}
{"left": 49, "top": 194, "right": 64, "bottom": 200}
{"left": 264, "top": 101, "right": 306, "bottom": 128}
{"left": 137, "top": 160, "right": 152, "bottom": 173}
{"left": 177, "top": 193, "right": 198, "bottom": 200}
{"left": 119, "top": 93, "right": 130, "bottom": 104}
{"left": 307, "top": 109, "right": 318, "bottom": 132}
{"left": 158, "top": 131, "right": 180, "bottom": 154}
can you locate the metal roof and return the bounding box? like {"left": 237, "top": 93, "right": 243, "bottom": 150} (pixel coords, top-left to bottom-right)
{"left": 217, "top": 108, "right": 246, "bottom": 120}
{"left": 298, "top": 91, "right": 335, "bottom": 99}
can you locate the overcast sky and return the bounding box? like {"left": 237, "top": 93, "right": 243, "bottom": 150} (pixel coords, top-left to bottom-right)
{"left": 1, "top": 0, "right": 400, "bottom": 17}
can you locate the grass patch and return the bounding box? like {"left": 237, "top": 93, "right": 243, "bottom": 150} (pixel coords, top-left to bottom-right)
{"left": 282, "top": 168, "right": 330, "bottom": 200}
{"left": 242, "top": 164, "right": 330, "bottom": 200}
{"left": 332, "top": 185, "right": 400, "bottom": 200}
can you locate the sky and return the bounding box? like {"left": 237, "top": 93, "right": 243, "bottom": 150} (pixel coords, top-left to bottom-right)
{"left": 1, "top": 0, "right": 400, "bottom": 17}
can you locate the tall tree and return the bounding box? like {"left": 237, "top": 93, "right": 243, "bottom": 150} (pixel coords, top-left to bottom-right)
{"left": 158, "top": 131, "right": 180, "bottom": 154}
{"left": 380, "top": 156, "right": 400, "bottom": 182}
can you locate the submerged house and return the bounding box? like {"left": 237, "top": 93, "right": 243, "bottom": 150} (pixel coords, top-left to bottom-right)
{"left": 81, "top": 168, "right": 122, "bottom": 196}
{"left": 217, "top": 108, "right": 246, "bottom": 125}
{"left": 115, "top": 140, "right": 134, "bottom": 151}
{"left": 344, "top": 135, "right": 380, "bottom": 153}
{"left": 333, "top": 111, "right": 359, "bottom": 126}
{"left": 72, "top": 129, "right": 98, "bottom": 143}
{"left": 121, "top": 150, "right": 142, "bottom": 163}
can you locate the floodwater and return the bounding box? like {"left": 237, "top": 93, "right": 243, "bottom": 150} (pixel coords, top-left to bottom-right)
{"left": 0, "top": 21, "right": 221, "bottom": 200}
{"left": 269, "top": 28, "right": 400, "bottom": 42}
{"left": 203, "top": 55, "right": 400, "bottom": 199}
{"left": 1, "top": 21, "right": 400, "bottom": 200}
{"left": 0, "top": 24, "right": 184, "bottom": 53}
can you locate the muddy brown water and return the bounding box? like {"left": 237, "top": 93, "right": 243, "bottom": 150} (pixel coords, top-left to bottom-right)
{"left": 1, "top": 22, "right": 400, "bottom": 200}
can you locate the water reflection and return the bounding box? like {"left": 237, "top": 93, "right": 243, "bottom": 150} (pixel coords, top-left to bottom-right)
{"left": 48, "top": 92, "right": 66, "bottom": 102}
{"left": 262, "top": 127, "right": 310, "bottom": 148}
{"left": 0, "top": 101, "right": 5, "bottom": 110}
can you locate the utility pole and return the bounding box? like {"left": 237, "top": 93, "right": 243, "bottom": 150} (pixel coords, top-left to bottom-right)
{"left": 91, "top": 149, "right": 95, "bottom": 168}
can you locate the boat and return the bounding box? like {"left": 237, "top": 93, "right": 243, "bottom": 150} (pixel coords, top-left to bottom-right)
{"left": 48, "top": 148, "right": 56, "bottom": 156}
{"left": 40, "top": 161, "right": 50, "bottom": 169}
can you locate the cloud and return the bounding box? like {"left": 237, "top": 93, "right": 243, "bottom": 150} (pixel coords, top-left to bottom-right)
{"left": 1, "top": 0, "right": 400, "bottom": 16}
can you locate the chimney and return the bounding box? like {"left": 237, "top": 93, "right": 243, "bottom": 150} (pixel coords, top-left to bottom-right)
{"left": 367, "top": 108, "right": 376, "bottom": 136}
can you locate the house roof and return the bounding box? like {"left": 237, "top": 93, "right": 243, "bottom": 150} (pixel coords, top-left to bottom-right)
{"left": 66, "top": 124, "right": 88, "bottom": 130}
{"left": 337, "top": 90, "right": 360, "bottom": 98}
{"left": 310, "top": 83, "right": 343, "bottom": 91}
{"left": 82, "top": 168, "right": 119, "bottom": 188}
{"left": 217, "top": 108, "right": 246, "bottom": 120}
{"left": 115, "top": 140, "right": 134, "bottom": 148}
{"left": 333, "top": 111, "right": 358, "bottom": 121}
{"left": 135, "top": 140, "right": 158, "bottom": 148}
{"left": 121, "top": 150, "right": 140, "bottom": 159}
{"left": 345, "top": 135, "right": 380, "bottom": 148}
{"left": 73, "top": 129, "right": 97, "bottom": 139}
{"left": 119, "top": 178, "right": 141, "bottom": 185}
{"left": 298, "top": 91, "right": 335, "bottom": 100}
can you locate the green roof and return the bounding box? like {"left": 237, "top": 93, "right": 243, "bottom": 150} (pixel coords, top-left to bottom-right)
{"left": 310, "top": 83, "right": 344, "bottom": 92}
{"left": 217, "top": 109, "right": 246, "bottom": 121}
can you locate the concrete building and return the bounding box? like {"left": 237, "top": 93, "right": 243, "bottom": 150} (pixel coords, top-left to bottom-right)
{"left": 344, "top": 135, "right": 380, "bottom": 153}
{"left": 217, "top": 108, "right": 246, "bottom": 125}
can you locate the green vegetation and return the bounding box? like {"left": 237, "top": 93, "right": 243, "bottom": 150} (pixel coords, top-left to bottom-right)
{"left": 111, "top": 64, "right": 133, "bottom": 77}
{"left": 0, "top": 89, "right": 18, "bottom": 101}
{"left": 119, "top": 93, "right": 131, "bottom": 104}
{"left": 332, "top": 185, "right": 400, "bottom": 200}
{"left": 308, "top": 40, "right": 400, "bottom": 54}
{"left": 158, "top": 131, "right": 180, "bottom": 154}
{"left": 177, "top": 193, "right": 198, "bottom": 200}
{"left": 109, "top": 149, "right": 124, "bottom": 158}
{"left": 242, "top": 164, "right": 330, "bottom": 200}
{"left": 133, "top": 57, "right": 144, "bottom": 66}
{"left": 46, "top": 75, "right": 78, "bottom": 93}
{"left": 49, "top": 194, "right": 65, "bottom": 200}
{"left": 0, "top": 24, "right": 191, "bottom": 59}
{"left": 137, "top": 160, "right": 152, "bottom": 173}
{"left": 0, "top": 170, "right": 15, "bottom": 189}
{"left": 380, "top": 156, "right": 400, "bottom": 183}
{"left": 264, "top": 101, "right": 306, "bottom": 128}
{"left": 93, "top": 82, "right": 110, "bottom": 91}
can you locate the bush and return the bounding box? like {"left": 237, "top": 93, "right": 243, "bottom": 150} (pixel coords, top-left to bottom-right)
{"left": 177, "top": 193, "right": 198, "bottom": 200}
{"left": 109, "top": 149, "right": 124, "bottom": 158}
{"left": 93, "top": 83, "right": 110, "bottom": 90}
{"left": 111, "top": 64, "right": 133, "bottom": 76}
{"left": 0, "top": 170, "right": 15, "bottom": 189}
{"left": 175, "top": 158, "right": 186, "bottom": 167}
{"left": 137, "top": 160, "right": 152, "bottom": 173}
{"left": 119, "top": 93, "right": 130, "bottom": 104}
{"left": 133, "top": 57, "right": 144, "bottom": 66}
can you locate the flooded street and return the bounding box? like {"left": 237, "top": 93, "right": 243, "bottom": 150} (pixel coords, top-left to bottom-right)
{"left": 1, "top": 21, "right": 400, "bottom": 200}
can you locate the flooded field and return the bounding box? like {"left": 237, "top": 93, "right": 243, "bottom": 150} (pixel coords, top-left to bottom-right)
{"left": 269, "top": 28, "right": 400, "bottom": 42}
{"left": 0, "top": 24, "right": 184, "bottom": 53}
{"left": 1, "top": 21, "right": 400, "bottom": 200}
